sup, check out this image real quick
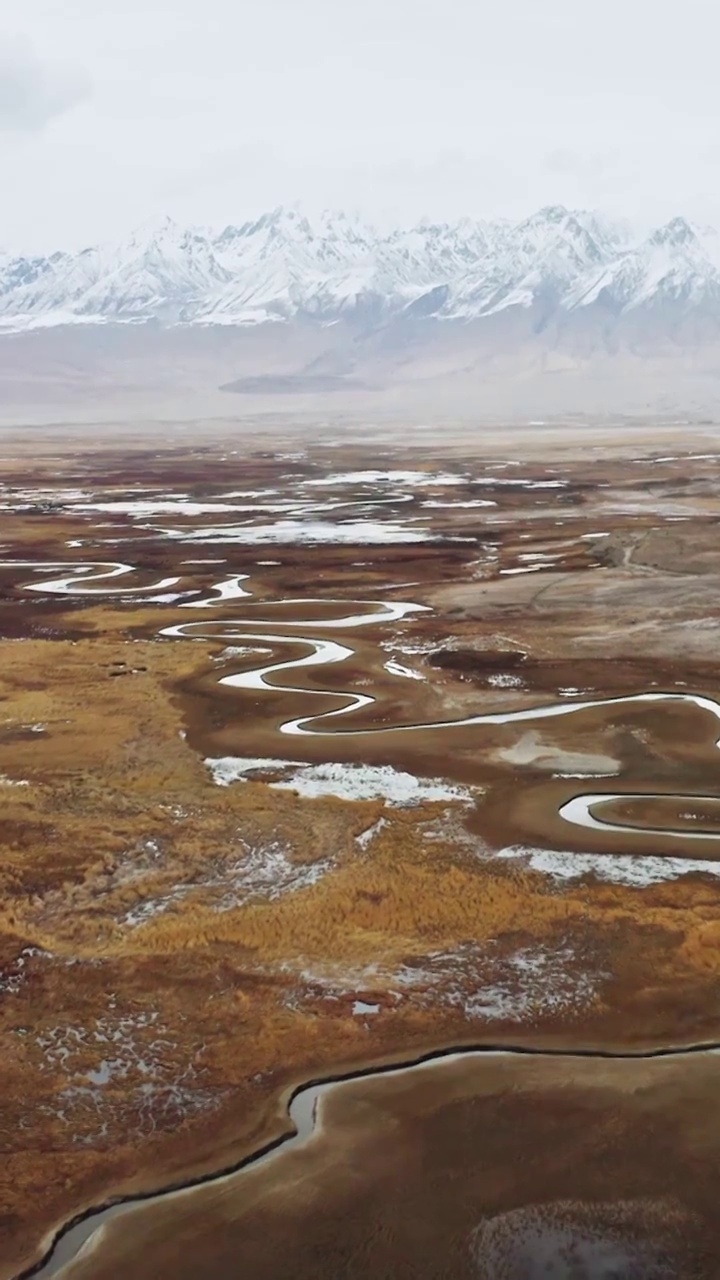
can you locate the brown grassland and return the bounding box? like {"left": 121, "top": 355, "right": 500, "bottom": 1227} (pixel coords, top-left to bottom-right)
{"left": 2, "top": 422, "right": 720, "bottom": 1277}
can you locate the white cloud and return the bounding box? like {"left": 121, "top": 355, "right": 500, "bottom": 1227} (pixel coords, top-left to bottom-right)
{"left": 0, "top": 34, "right": 90, "bottom": 132}
{"left": 3, "top": 0, "right": 720, "bottom": 246}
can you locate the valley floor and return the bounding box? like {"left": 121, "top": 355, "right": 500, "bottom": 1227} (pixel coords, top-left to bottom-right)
{"left": 3, "top": 421, "right": 720, "bottom": 1278}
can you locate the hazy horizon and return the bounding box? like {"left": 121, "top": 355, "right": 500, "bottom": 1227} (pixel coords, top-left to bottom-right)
{"left": 0, "top": 199, "right": 667, "bottom": 257}
{"left": 4, "top": 0, "right": 720, "bottom": 252}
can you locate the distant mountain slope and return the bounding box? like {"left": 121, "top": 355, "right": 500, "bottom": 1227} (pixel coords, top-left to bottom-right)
{"left": 4, "top": 206, "right": 720, "bottom": 423}
{"left": 5, "top": 205, "right": 718, "bottom": 334}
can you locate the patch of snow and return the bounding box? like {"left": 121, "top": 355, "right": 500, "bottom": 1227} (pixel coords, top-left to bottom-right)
{"left": 393, "top": 941, "right": 598, "bottom": 1021}
{"left": 211, "top": 645, "right": 273, "bottom": 661}
{"left": 123, "top": 840, "right": 331, "bottom": 924}
{"left": 156, "top": 519, "right": 435, "bottom": 545}
{"left": 497, "top": 843, "right": 720, "bottom": 886}
{"left": 75, "top": 500, "right": 261, "bottom": 516}
{"left": 481, "top": 479, "right": 567, "bottom": 488}
{"left": 204, "top": 756, "right": 300, "bottom": 786}
{"left": 205, "top": 756, "right": 475, "bottom": 806}
{"left": 32, "top": 1007, "right": 225, "bottom": 1140}
{"left": 355, "top": 817, "right": 389, "bottom": 850}
{"left": 214, "top": 843, "right": 332, "bottom": 908}
{"left": 305, "top": 470, "right": 466, "bottom": 487}
{"left": 421, "top": 499, "right": 497, "bottom": 508}
{"left": 142, "top": 592, "right": 189, "bottom": 603}
{"left": 270, "top": 761, "right": 475, "bottom": 806}
{"left": 122, "top": 896, "right": 183, "bottom": 927}
{"left": 0, "top": 946, "right": 52, "bottom": 994}
{"left": 220, "top": 490, "right": 279, "bottom": 499}
{"left": 381, "top": 637, "right": 439, "bottom": 656}
{"left": 554, "top": 772, "right": 623, "bottom": 779}
{"left": 487, "top": 673, "right": 523, "bottom": 689}
{"left": 384, "top": 658, "right": 426, "bottom": 681}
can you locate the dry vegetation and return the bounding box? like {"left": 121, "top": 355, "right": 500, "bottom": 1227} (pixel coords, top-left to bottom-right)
{"left": 3, "top": 426, "right": 720, "bottom": 1277}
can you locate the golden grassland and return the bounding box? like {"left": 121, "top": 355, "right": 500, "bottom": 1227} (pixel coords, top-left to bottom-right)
{"left": 4, "top": 617, "right": 720, "bottom": 1277}
{"left": 4, "top": 439, "right": 720, "bottom": 1276}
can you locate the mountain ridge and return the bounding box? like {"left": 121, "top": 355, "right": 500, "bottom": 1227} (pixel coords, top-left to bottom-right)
{"left": 3, "top": 205, "right": 719, "bottom": 334}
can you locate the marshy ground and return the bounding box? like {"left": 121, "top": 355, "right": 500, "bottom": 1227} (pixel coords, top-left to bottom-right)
{"left": 3, "top": 420, "right": 720, "bottom": 1278}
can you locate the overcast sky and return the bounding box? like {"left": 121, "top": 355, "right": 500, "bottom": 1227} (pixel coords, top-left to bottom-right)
{"left": 4, "top": 0, "right": 720, "bottom": 251}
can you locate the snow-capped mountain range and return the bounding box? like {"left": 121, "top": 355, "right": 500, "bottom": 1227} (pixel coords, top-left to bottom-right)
{"left": 3, "top": 205, "right": 720, "bottom": 333}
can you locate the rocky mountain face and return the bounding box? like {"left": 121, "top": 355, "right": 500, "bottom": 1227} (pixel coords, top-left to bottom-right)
{"left": 3, "top": 206, "right": 720, "bottom": 335}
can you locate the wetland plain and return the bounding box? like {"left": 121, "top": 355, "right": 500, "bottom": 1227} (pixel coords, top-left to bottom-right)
{"left": 3, "top": 421, "right": 720, "bottom": 1279}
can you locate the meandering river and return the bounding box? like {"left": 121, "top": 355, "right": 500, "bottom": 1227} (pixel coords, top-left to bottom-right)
{"left": 6, "top": 557, "right": 720, "bottom": 1278}
{"left": 6, "top": 560, "right": 720, "bottom": 841}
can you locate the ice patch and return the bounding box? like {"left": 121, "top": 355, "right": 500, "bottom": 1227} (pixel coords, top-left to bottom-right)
{"left": 560, "top": 793, "right": 720, "bottom": 841}
{"left": 180, "top": 574, "right": 252, "bottom": 607}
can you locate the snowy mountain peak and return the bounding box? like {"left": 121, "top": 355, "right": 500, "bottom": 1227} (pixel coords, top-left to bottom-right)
{"left": 2, "top": 206, "right": 720, "bottom": 332}
{"left": 526, "top": 204, "right": 572, "bottom": 226}
{"left": 649, "top": 216, "right": 698, "bottom": 249}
